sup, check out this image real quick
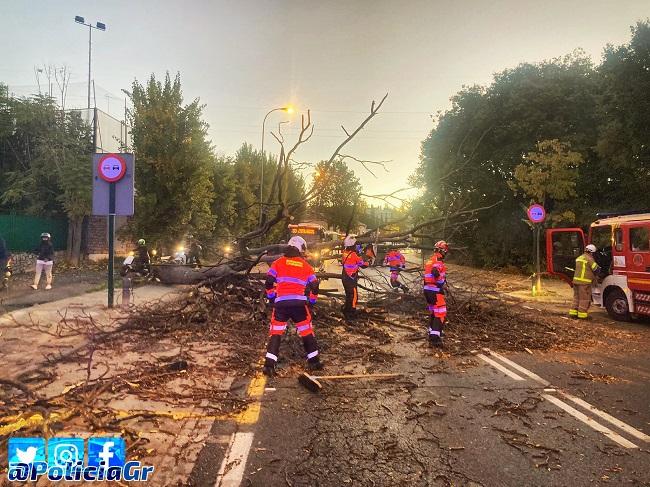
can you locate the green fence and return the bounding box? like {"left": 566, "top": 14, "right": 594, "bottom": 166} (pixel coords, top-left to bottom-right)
{"left": 0, "top": 214, "right": 68, "bottom": 252}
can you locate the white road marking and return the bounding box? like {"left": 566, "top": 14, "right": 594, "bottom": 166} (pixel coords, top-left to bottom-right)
{"left": 481, "top": 349, "right": 649, "bottom": 446}
{"left": 264, "top": 388, "right": 276, "bottom": 392}
{"left": 560, "top": 392, "right": 650, "bottom": 443}
{"left": 542, "top": 394, "right": 638, "bottom": 449}
{"left": 477, "top": 354, "right": 525, "bottom": 381}
{"left": 215, "top": 431, "right": 255, "bottom": 487}
{"left": 487, "top": 350, "right": 550, "bottom": 386}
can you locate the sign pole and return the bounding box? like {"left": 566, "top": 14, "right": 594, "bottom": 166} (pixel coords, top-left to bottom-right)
{"left": 108, "top": 182, "right": 116, "bottom": 308}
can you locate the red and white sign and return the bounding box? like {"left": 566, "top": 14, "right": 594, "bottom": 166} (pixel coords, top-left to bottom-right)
{"left": 97, "top": 154, "right": 127, "bottom": 183}
{"left": 527, "top": 204, "right": 546, "bottom": 224}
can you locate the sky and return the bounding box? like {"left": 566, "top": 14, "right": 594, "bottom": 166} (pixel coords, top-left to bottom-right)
{"left": 2, "top": 0, "right": 649, "bottom": 202}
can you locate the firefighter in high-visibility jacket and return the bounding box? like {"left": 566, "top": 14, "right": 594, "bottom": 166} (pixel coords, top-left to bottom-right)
{"left": 341, "top": 235, "right": 370, "bottom": 320}
{"left": 423, "top": 240, "right": 449, "bottom": 347}
{"left": 384, "top": 247, "right": 408, "bottom": 292}
{"left": 263, "top": 236, "right": 322, "bottom": 377}
{"left": 569, "top": 244, "right": 601, "bottom": 320}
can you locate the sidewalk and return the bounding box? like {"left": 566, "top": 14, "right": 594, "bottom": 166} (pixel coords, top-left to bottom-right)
{"left": 1, "top": 284, "right": 184, "bottom": 380}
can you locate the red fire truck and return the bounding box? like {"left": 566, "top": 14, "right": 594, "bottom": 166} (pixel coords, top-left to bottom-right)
{"left": 546, "top": 211, "right": 650, "bottom": 321}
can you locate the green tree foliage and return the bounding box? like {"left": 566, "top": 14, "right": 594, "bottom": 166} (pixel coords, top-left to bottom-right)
{"left": 414, "top": 21, "right": 650, "bottom": 267}
{"left": 508, "top": 139, "right": 584, "bottom": 224}
{"left": 0, "top": 87, "right": 93, "bottom": 263}
{"left": 212, "top": 143, "right": 305, "bottom": 244}
{"left": 125, "top": 73, "right": 215, "bottom": 247}
{"left": 309, "top": 159, "right": 364, "bottom": 231}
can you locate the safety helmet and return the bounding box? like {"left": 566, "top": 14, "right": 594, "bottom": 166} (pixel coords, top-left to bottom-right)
{"left": 287, "top": 236, "right": 307, "bottom": 253}
{"left": 137, "top": 238, "right": 146, "bottom": 246}
{"left": 343, "top": 235, "right": 357, "bottom": 248}
{"left": 40, "top": 232, "right": 51, "bottom": 239}
{"left": 434, "top": 240, "right": 449, "bottom": 254}
{"left": 585, "top": 244, "right": 597, "bottom": 253}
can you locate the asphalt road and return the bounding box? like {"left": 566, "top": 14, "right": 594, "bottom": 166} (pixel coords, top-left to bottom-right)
{"left": 188, "top": 257, "right": 650, "bottom": 487}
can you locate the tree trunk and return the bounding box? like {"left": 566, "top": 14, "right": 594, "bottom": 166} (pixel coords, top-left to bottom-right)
{"left": 67, "top": 216, "right": 84, "bottom": 266}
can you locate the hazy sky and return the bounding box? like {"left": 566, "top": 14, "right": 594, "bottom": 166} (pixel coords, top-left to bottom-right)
{"left": 2, "top": 0, "right": 649, "bottom": 201}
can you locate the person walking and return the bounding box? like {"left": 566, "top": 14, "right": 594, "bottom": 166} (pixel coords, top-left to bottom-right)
{"left": 32, "top": 233, "right": 54, "bottom": 290}
{"left": 569, "top": 244, "right": 601, "bottom": 320}
{"left": 262, "top": 236, "right": 322, "bottom": 377}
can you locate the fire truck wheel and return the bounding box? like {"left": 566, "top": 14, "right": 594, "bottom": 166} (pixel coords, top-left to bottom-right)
{"left": 605, "top": 288, "right": 631, "bottom": 322}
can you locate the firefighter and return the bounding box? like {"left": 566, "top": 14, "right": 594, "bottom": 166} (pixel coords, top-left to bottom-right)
{"left": 423, "top": 240, "right": 449, "bottom": 347}
{"left": 569, "top": 244, "right": 601, "bottom": 320}
{"left": 263, "top": 236, "right": 322, "bottom": 377}
{"left": 384, "top": 246, "right": 408, "bottom": 292}
{"left": 341, "top": 235, "right": 369, "bottom": 320}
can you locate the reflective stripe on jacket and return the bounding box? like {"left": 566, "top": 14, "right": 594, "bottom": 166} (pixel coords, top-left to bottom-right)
{"left": 424, "top": 252, "right": 446, "bottom": 291}
{"left": 573, "top": 252, "right": 600, "bottom": 285}
{"left": 341, "top": 250, "right": 368, "bottom": 278}
{"left": 384, "top": 250, "right": 405, "bottom": 270}
{"left": 266, "top": 255, "right": 319, "bottom": 303}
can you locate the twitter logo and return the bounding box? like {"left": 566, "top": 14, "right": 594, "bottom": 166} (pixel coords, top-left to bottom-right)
{"left": 8, "top": 438, "right": 46, "bottom": 464}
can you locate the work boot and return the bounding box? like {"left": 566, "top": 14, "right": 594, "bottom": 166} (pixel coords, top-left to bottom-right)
{"left": 30, "top": 284, "right": 38, "bottom": 290}
{"left": 45, "top": 284, "right": 52, "bottom": 290}
{"left": 307, "top": 359, "right": 324, "bottom": 371}
{"left": 262, "top": 365, "right": 276, "bottom": 377}
{"left": 428, "top": 335, "right": 443, "bottom": 348}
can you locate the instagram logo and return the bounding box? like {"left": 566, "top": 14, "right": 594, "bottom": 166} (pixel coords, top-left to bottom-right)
{"left": 47, "top": 438, "right": 84, "bottom": 467}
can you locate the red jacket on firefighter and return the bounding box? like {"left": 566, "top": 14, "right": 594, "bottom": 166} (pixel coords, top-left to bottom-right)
{"left": 424, "top": 252, "right": 447, "bottom": 292}
{"left": 266, "top": 255, "right": 319, "bottom": 305}
{"left": 384, "top": 249, "right": 406, "bottom": 270}
{"left": 342, "top": 249, "right": 369, "bottom": 279}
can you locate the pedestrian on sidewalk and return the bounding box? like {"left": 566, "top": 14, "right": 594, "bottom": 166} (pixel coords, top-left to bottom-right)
{"left": 262, "top": 236, "right": 323, "bottom": 377}
{"left": 569, "top": 244, "right": 601, "bottom": 320}
{"left": 32, "top": 232, "right": 54, "bottom": 290}
{"left": 341, "top": 235, "right": 370, "bottom": 321}
{"left": 423, "top": 240, "right": 449, "bottom": 347}
{"left": 384, "top": 246, "right": 409, "bottom": 292}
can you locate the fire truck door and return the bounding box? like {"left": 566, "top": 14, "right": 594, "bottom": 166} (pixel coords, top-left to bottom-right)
{"left": 627, "top": 224, "right": 650, "bottom": 291}
{"left": 546, "top": 228, "right": 585, "bottom": 286}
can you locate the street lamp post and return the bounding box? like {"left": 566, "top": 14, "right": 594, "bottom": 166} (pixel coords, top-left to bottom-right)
{"left": 74, "top": 16, "right": 106, "bottom": 110}
{"left": 259, "top": 105, "right": 293, "bottom": 225}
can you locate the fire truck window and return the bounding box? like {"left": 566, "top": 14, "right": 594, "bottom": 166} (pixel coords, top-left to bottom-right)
{"left": 615, "top": 228, "right": 624, "bottom": 252}
{"left": 630, "top": 227, "right": 650, "bottom": 252}
{"left": 591, "top": 225, "right": 611, "bottom": 251}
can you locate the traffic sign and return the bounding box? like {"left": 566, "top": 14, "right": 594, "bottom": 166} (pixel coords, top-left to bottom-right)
{"left": 527, "top": 204, "right": 546, "bottom": 224}
{"left": 92, "top": 153, "right": 134, "bottom": 216}
{"left": 97, "top": 154, "right": 127, "bottom": 183}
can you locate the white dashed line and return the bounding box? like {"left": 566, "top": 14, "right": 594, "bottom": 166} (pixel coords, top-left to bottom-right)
{"left": 542, "top": 394, "right": 638, "bottom": 449}
{"left": 477, "top": 354, "right": 525, "bottom": 381}
{"left": 560, "top": 392, "right": 650, "bottom": 443}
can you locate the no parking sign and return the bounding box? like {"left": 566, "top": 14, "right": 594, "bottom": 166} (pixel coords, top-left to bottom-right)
{"left": 527, "top": 204, "right": 546, "bottom": 224}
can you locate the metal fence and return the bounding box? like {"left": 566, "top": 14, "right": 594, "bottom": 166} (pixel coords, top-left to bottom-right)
{"left": 0, "top": 214, "right": 68, "bottom": 252}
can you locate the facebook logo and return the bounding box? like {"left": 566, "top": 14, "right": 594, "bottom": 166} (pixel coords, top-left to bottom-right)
{"left": 87, "top": 437, "right": 126, "bottom": 468}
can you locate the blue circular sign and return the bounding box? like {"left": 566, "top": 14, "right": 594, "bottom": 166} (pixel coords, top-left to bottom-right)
{"left": 527, "top": 204, "right": 546, "bottom": 223}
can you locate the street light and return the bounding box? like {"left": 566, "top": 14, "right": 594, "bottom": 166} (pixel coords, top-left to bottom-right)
{"left": 259, "top": 105, "right": 293, "bottom": 224}
{"left": 74, "top": 16, "right": 106, "bottom": 110}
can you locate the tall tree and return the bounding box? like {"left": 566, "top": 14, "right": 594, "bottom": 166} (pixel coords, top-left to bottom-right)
{"left": 125, "top": 73, "right": 215, "bottom": 248}
{"left": 309, "top": 159, "right": 364, "bottom": 231}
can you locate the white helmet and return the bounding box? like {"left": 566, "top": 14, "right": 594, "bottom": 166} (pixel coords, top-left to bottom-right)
{"left": 585, "top": 244, "right": 597, "bottom": 253}
{"left": 287, "top": 236, "right": 307, "bottom": 252}
{"left": 343, "top": 235, "right": 357, "bottom": 247}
